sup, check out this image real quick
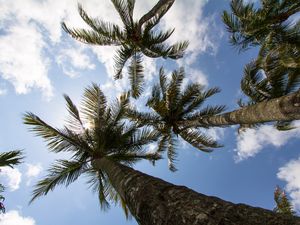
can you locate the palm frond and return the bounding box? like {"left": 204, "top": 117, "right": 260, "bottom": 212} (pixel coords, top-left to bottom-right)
{"left": 81, "top": 83, "right": 107, "bottom": 126}
{"left": 120, "top": 128, "right": 160, "bottom": 153}
{"left": 183, "top": 87, "right": 221, "bottom": 114}
{"left": 77, "top": 4, "right": 124, "bottom": 41}
{"left": 126, "top": 108, "right": 160, "bottom": 126}
{"left": 185, "top": 105, "right": 226, "bottom": 122}
{"left": 128, "top": 53, "right": 144, "bottom": 98}
{"left": 0, "top": 150, "right": 23, "bottom": 168}
{"left": 109, "top": 92, "right": 130, "bottom": 127}
{"left": 179, "top": 83, "right": 204, "bottom": 111}
{"left": 146, "top": 28, "right": 175, "bottom": 45}
{"left": 30, "top": 160, "right": 87, "bottom": 203}
{"left": 158, "top": 67, "right": 168, "bottom": 101}
{"left": 114, "top": 46, "right": 134, "bottom": 79}
{"left": 141, "top": 2, "right": 172, "bottom": 34}
{"left": 64, "top": 94, "right": 85, "bottom": 132}
{"left": 24, "top": 113, "right": 92, "bottom": 154}
{"left": 179, "top": 128, "right": 221, "bottom": 151}
{"left": 111, "top": 0, "right": 133, "bottom": 27}
{"left": 61, "top": 23, "right": 119, "bottom": 46}
{"left": 85, "top": 168, "right": 110, "bottom": 210}
{"left": 166, "top": 41, "right": 189, "bottom": 59}
{"left": 166, "top": 68, "right": 185, "bottom": 110}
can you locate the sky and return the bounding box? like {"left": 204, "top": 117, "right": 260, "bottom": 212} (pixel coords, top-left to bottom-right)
{"left": 0, "top": 0, "right": 299, "bottom": 224}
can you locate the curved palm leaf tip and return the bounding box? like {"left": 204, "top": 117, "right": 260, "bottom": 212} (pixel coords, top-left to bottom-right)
{"left": 126, "top": 67, "right": 226, "bottom": 171}
{"left": 0, "top": 150, "right": 23, "bottom": 168}
{"left": 62, "top": 0, "right": 189, "bottom": 98}
{"left": 23, "top": 83, "right": 161, "bottom": 215}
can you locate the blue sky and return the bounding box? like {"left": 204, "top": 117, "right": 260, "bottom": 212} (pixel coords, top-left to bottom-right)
{"left": 0, "top": 0, "right": 300, "bottom": 224}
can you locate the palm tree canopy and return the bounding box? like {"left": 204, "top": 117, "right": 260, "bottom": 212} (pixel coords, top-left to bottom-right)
{"left": 62, "top": 0, "right": 188, "bottom": 98}
{"left": 222, "top": 0, "right": 300, "bottom": 51}
{"left": 240, "top": 47, "right": 300, "bottom": 130}
{"left": 223, "top": 0, "right": 300, "bottom": 131}
{"left": 126, "top": 67, "right": 226, "bottom": 171}
{"left": 23, "top": 83, "right": 161, "bottom": 214}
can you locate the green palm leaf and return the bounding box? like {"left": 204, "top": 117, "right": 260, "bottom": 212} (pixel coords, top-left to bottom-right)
{"left": 0, "top": 150, "right": 23, "bottom": 168}
{"left": 30, "top": 159, "right": 87, "bottom": 203}
{"left": 127, "top": 68, "right": 223, "bottom": 171}
{"left": 128, "top": 53, "right": 144, "bottom": 98}
{"left": 25, "top": 83, "right": 161, "bottom": 217}
{"left": 62, "top": 0, "right": 188, "bottom": 97}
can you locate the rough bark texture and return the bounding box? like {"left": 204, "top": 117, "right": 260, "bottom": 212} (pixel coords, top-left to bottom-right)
{"left": 183, "top": 90, "right": 300, "bottom": 127}
{"left": 94, "top": 158, "right": 300, "bottom": 225}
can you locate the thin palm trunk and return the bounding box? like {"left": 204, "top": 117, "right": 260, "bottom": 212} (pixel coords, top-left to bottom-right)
{"left": 181, "top": 90, "right": 300, "bottom": 127}
{"left": 94, "top": 158, "right": 300, "bottom": 225}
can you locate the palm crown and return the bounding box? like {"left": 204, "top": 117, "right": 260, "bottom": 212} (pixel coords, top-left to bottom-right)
{"left": 62, "top": 0, "right": 188, "bottom": 98}
{"left": 126, "top": 68, "right": 225, "bottom": 171}
{"left": 222, "top": 0, "right": 300, "bottom": 51}
{"left": 23, "top": 83, "right": 161, "bottom": 213}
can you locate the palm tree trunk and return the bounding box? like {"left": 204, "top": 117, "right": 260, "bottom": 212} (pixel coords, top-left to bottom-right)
{"left": 138, "top": 0, "right": 175, "bottom": 29}
{"left": 93, "top": 158, "right": 300, "bottom": 225}
{"left": 182, "top": 90, "right": 300, "bottom": 127}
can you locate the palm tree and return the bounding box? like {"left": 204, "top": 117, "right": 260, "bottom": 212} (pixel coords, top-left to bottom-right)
{"left": 126, "top": 67, "right": 225, "bottom": 171}
{"left": 24, "top": 84, "right": 300, "bottom": 224}
{"left": 222, "top": 0, "right": 300, "bottom": 51}
{"left": 240, "top": 59, "right": 300, "bottom": 130}
{"left": 0, "top": 150, "right": 23, "bottom": 213}
{"left": 273, "top": 186, "right": 295, "bottom": 216}
{"left": 62, "top": 0, "right": 188, "bottom": 98}
{"left": 127, "top": 67, "right": 300, "bottom": 169}
{"left": 223, "top": 0, "right": 300, "bottom": 93}
{"left": 24, "top": 83, "right": 160, "bottom": 214}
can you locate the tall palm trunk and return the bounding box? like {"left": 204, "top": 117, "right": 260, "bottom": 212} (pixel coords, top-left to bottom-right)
{"left": 93, "top": 158, "right": 300, "bottom": 225}
{"left": 182, "top": 90, "right": 300, "bottom": 128}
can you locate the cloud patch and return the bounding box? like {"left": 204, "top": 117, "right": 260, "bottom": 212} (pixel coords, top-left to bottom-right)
{"left": 234, "top": 124, "right": 300, "bottom": 162}
{"left": 0, "top": 167, "right": 22, "bottom": 191}
{"left": 57, "top": 45, "right": 96, "bottom": 78}
{"left": 0, "top": 210, "right": 36, "bottom": 225}
{"left": 277, "top": 157, "right": 300, "bottom": 211}
{"left": 25, "top": 163, "right": 43, "bottom": 186}
{"left": 0, "top": 22, "right": 52, "bottom": 98}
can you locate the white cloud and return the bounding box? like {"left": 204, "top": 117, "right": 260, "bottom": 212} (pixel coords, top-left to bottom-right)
{"left": 0, "top": 167, "right": 22, "bottom": 191}
{"left": 57, "top": 45, "right": 95, "bottom": 77}
{"left": 182, "top": 68, "right": 209, "bottom": 88}
{"left": 277, "top": 157, "right": 300, "bottom": 211}
{"left": 207, "top": 127, "right": 225, "bottom": 141}
{"left": 25, "top": 163, "right": 42, "bottom": 186}
{"left": 161, "top": 0, "right": 221, "bottom": 65}
{"left": 0, "top": 0, "right": 90, "bottom": 97}
{"left": 234, "top": 124, "right": 300, "bottom": 162}
{"left": 0, "top": 22, "right": 52, "bottom": 98}
{"left": 0, "top": 0, "right": 218, "bottom": 98}
{"left": 0, "top": 210, "right": 35, "bottom": 225}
